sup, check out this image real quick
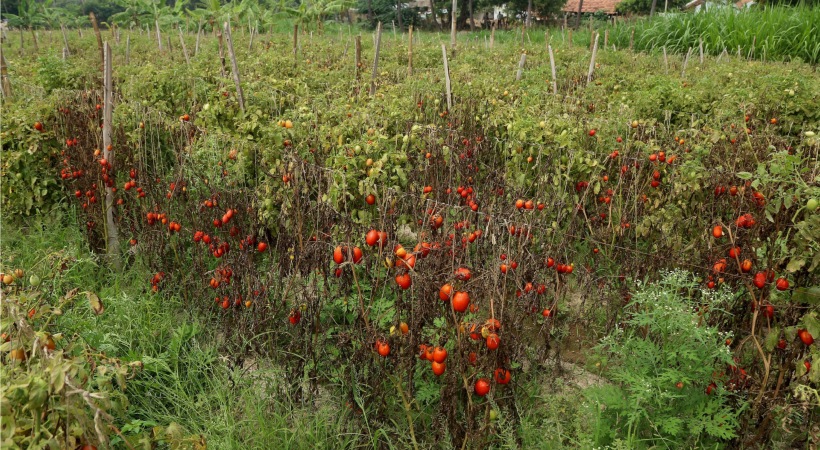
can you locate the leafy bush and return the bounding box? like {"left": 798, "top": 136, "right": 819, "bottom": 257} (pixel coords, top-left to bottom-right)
{"left": 587, "top": 270, "right": 744, "bottom": 447}
{"left": 0, "top": 286, "right": 140, "bottom": 449}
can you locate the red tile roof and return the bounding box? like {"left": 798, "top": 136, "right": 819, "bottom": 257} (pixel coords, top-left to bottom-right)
{"left": 562, "top": 0, "right": 622, "bottom": 14}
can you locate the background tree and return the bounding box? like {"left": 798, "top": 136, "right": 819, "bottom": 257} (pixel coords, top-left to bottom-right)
{"left": 4, "top": 0, "right": 45, "bottom": 51}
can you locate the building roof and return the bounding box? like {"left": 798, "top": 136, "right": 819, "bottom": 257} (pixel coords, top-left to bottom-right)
{"left": 562, "top": 0, "right": 622, "bottom": 14}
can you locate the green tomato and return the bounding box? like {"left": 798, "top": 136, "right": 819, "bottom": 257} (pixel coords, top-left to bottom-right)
{"left": 29, "top": 274, "right": 41, "bottom": 286}
{"left": 489, "top": 409, "right": 498, "bottom": 421}
{"left": 807, "top": 198, "right": 818, "bottom": 211}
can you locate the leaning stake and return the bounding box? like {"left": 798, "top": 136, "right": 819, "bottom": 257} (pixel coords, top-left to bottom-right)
{"left": 223, "top": 22, "right": 245, "bottom": 113}
{"left": 442, "top": 44, "right": 452, "bottom": 111}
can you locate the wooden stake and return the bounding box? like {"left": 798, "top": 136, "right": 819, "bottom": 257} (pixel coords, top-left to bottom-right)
{"left": 548, "top": 44, "right": 557, "bottom": 95}
{"left": 604, "top": 29, "right": 608, "bottom": 47}
{"left": 179, "top": 29, "right": 190, "bottom": 65}
{"left": 102, "top": 42, "right": 121, "bottom": 269}
{"left": 355, "top": 35, "right": 362, "bottom": 80}
{"left": 155, "top": 19, "right": 163, "bottom": 51}
{"left": 587, "top": 33, "right": 599, "bottom": 83}
{"left": 223, "top": 22, "right": 245, "bottom": 113}
{"left": 490, "top": 25, "right": 495, "bottom": 48}
{"left": 370, "top": 22, "right": 382, "bottom": 96}
{"left": 126, "top": 34, "right": 130, "bottom": 64}
{"left": 248, "top": 25, "right": 255, "bottom": 51}
{"left": 293, "top": 24, "right": 298, "bottom": 64}
{"left": 0, "top": 45, "right": 12, "bottom": 98}
{"left": 629, "top": 29, "right": 634, "bottom": 51}
{"left": 699, "top": 38, "right": 704, "bottom": 64}
{"left": 568, "top": 29, "right": 572, "bottom": 47}
{"left": 442, "top": 44, "right": 452, "bottom": 110}
{"left": 60, "top": 24, "right": 71, "bottom": 57}
{"left": 516, "top": 53, "right": 526, "bottom": 81}
{"left": 408, "top": 26, "right": 413, "bottom": 75}
{"left": 663, "top": 46, "right": 668, "bottom": 74}
{"left": 90, "top": 12, "right": 104, "bottom": 66}
{"left": 195, "top": 19, "right": 203, "bottom": 56}
{"left": 217, "top": 30, "right": 227, "bottom": 78}
{"left": 681, "top": 47, "right": 692, "bottom": 77}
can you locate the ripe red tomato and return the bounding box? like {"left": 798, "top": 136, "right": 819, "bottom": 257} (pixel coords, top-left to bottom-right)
{"left": 395, "top": 273, "right": 412, "bottom": 290}
{"left": 333, "top": 246, "right": 344, "bottom": 264}
{"left": 712, "top": 226, "right": 723, "bottom": 239}
{"left": 432, "top": 347, "right": 447, "bottom": 363}
{"left": 432, "top": 361, "right": 446, "bottom": 376}
{"left": 486, "top": 333, "right": 500, "bottom": 350}
{"left": 34, "top": 121, "right": 44, "bottom": 131}
{"left": 365, "top": 229, "right": 380, "bottom": 246}
{"left": 452, "top": 291, "right": 469, "bottom": 312}
{"left": 257, "top": 242, "right": 268, "bottom": 252}
{"left": 775, "top": 278, "right": 789, "bottom": 291}
{"left": 377, "top": 341, "right": 390, "bottom": 357}
{"left": 474, "top": 378, "right": 490, "bottom": 396}
{"left": 753, "top": 272, "right": 767, "bottom": 289}
{"left": 365, "top": 194, "right": 376, "bottom": 205}
{"left": 798, "top": 329, "right": 814, "bottom": 346}
{"left": 439, "top": 284, "right": 453, "bottom": 301}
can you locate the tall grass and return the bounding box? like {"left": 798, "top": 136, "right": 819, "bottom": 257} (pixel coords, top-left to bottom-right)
{"left": 610, "top": 5, "right": 820, "bottom": 64}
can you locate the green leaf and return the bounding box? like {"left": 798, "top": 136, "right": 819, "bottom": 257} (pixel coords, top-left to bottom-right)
{"left": 786, "top": 258, "right": 806, "bottom": 273}
{"left": 793, "top": 287, "right": 820, "bottom": 305}
{"left": 736, "top": 172, "right": 753, "bottom": 180}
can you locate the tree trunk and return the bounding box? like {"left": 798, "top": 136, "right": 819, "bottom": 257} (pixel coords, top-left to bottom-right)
{"left": 430, "top": 0, "right": 442, "bottom": 31}
{"left": 397, "top": 0, "right": 403, "bottom": 30}
{"left": 29, "top": 27, "right": 39, "bottom": 51}
{"left": 469, "top": 0, "right": 475, "bottom": 29}
{"left": 575, "top": 0, "right": 584, "bottom": 28}
{"left": 526, "top": 0, "right": 533, "bottom": 27}
{"left": 368, "top": 0, "right": 374, "bottom": 22}
{"left": 650, "top": 0, "right": 658, "bottom": 16}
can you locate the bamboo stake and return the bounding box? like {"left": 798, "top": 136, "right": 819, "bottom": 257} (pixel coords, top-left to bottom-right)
{"left": 407, "top": 26, "right": 413, "bottom": 76}
{"left": 179, "top": 29, "right": 190, "bottom": 65}
{"left": 126, "top": 34, "right": 130, "bottom": 64}
{"left": 355, "top": 35, "right": 362, "bottom": 80}
{"left": 699, "top": 38, "right": 704, "bottom": 64}
{"left": 681, "top": 47, "right": 692, "bottom": 77}
{"left": 442, "top": 44, "right": 452, "bottom": 110}
{"left": 155, "top": 19, "right": 163, "bottom": 51}
{"left": 370, "top": 22, "right": 382, "bottom": 96}
{"left": 587, "top": 33, "right": 599, "bottom": 83}
{"left": 663, "top": 46, "right": 668, "bottom": 74}
{"left": 516, "top": 53, "right": 526, "bottom": 81}
{"left": 217, "top": 30, "right": 227, "bottom": 78}
{"left": 223, "top": 22, "right": 245, "bottom": 113}
{"left": 60, "top": 24, "right": 71, "bottom": 57}
{"left": 293, "top": 24, "right": 298, "bottom": 64}
{"left": 0, "top": 45, "right": 12, "bottom": 98}
{"left": 102, "top": 42, "right": 121, "bottom": 269}
{"left": 195, "top": 19, "right": 203, "bottom": 56}
{"left": 548, "top": 44, "right": 557, "bottom": 95}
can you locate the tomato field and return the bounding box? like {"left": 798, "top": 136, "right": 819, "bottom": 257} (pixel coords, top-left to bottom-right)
{"left": 1, "top": 16, "right": 819, "bottom": 450}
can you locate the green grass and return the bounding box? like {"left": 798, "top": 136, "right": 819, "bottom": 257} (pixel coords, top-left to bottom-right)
{"left": 0, "top": 215, "right": 373, "bottom": 448}
{"left": 610, "top": 5, "right": 820, "bottom": 64}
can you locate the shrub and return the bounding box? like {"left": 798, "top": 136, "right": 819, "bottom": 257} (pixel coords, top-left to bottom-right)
{"left": 586, "top": 270, "right": 744, "bottom": 448}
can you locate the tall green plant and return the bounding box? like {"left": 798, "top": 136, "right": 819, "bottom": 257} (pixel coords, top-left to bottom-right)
{"left": 586, "top": 270, "right": 745, "bottom": 448}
